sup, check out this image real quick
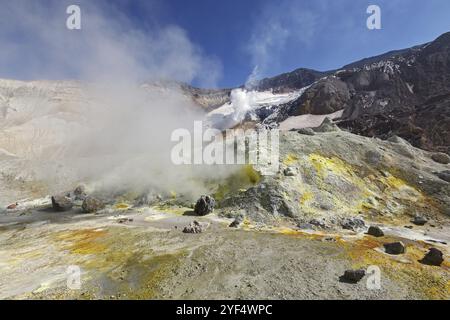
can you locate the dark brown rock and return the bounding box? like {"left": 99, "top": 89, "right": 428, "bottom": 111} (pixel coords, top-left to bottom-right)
{"left": 384, "top": 241, "right": 406, "bottom": 255}
{"left": 367, "top": 226, "right": 384, "bottom": 237}
{"left": 420, "top": 248, "right": 444, "bottom": 266}
{"left": 194, "top": 195, "right": 215, "bottom": 216}
{"left": 341, "top": 269, "right": 366, "bottom": 283}
{"left": 411, "top": 215, "right": 428, "bottom": 226}
{"left": 6, "top": 202, "right": 18, "bottom": 210}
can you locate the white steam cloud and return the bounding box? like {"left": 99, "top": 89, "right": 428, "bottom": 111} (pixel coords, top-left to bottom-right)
{"left": 0, "top": 0, "right": 238, "bottom": 201}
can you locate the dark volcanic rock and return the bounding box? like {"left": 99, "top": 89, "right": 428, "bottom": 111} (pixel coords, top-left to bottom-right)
{"left": 341, "top": 217, "right": 366, "bottom": 231}
{"left": 194, "top": 195, "right": 215, "bottom": 216}
{"left": 183, "top": 220, "right": 209, "bottom": 234}
{"left": 420, "top": 248, "right": 444, "bottom": 266}
{"left": 81, "top": 196, "right": 105, "bottom": 213}
{"left": 367, "top": 226, "right": 384, "bottom": 237}
{"left": 341, "top": 269, "right": 366, "bottom": 283}
{"left": 384, "top": 242, "right": 406, "bottom": 255}
{"left": 51, "top": 195, "right": 73, "bottom": 212}
{"left": 335, "top": 32, "right": 450, "bottom": 154}
{"left": 411, "top": 215, "right": 428, "bottom": 226}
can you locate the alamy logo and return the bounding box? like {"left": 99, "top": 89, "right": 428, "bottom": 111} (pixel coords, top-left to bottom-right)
{"left": 367, "top": 5, "right": 382, "bottom": 30}
{"left": 366, "top": 265, "right": 381, "bottom": 290}
{"left": 66, "top": 265, "right": 81, "bottom": 290}
{"left": 66, "top": 5, "right": 81, "bottom": 30}
{"left": 171, "top": 121, "right": 280, "bottom": 175}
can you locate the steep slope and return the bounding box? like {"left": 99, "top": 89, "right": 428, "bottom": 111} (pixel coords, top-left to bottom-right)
{"left": 283, "top": 32, "right": 450, "bottom": 154}
{"left": 199, "top": 32, "right": 450, "bottom": 154}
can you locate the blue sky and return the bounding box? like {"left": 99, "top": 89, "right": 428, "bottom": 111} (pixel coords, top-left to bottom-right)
{"left": 163, "top": 0, "right": 450, "bottom": 87}
{"left": 1, "top": 0, "right": 449, "bottom": 88}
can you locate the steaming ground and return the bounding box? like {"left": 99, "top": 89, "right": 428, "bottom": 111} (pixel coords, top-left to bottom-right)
{"left": 0, "top": 79, "right": 246, "bottom": 205}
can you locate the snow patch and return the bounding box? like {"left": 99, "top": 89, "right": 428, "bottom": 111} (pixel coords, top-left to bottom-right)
{"left": 279, "top": 110, "right": 344, "bottom": 131}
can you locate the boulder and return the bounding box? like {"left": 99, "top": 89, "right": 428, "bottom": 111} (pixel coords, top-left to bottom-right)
{"left": 183, "top": 220, "right": 209, "bottom": 234}
{"left": 51, "top": 195, "right": 73, "bottom": 212}
{"left": 411, "top": 215, "right": 428, "bottom": 226}
{"left": 81, "top": 196, "right": 105, "bottom": 213}
{"left": 283, "top": 167, "right": 298, "bottom": 176}
{"left": 194, "top": 195, "right": 215, "bottom": 216}
{"left": 341, "top": 269, "right": 366, "bottom": 283}
{"left": 431, "top": 152, "right": 450, "bottom": 164}
{"left": 420, "top": 248, "right": 444, "bottom": 266}
{"left": 367, "top": 226, "right": 384, "bottom": 237}
{"left": 384, "top": 241, "right": 406, "bottom": 255}
{"left": 341, "top": 217, "right": 366, "bottom": 231}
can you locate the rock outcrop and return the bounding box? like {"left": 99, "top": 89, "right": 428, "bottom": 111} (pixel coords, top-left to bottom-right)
{"left": 81, "top": 196, "right": 105, "bottom": 213}
{"left": 194, "top": 195, "right": 215, "bottom": 216}
{"left": 367, "top": 226, "right": 384, "bottom": 237}
{"left": 51, "top": 195, "right": 73, "bottom": 212}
